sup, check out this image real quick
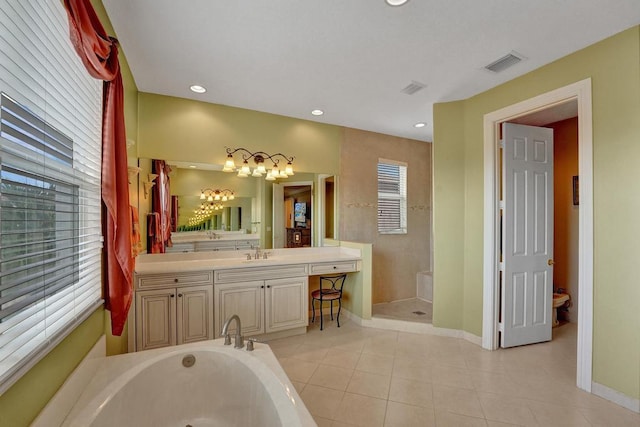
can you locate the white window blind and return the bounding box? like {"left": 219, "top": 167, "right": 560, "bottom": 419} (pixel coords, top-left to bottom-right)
{"left": 0, "top": 0, "right": 103, "bottom": 391}
{"left": 378, "top": 159, "right": 407, "bottom": 234}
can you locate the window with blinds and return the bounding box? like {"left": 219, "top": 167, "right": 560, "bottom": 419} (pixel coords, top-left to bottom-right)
{"left": 377, "top": 160, "right": 407, "bottom": 234}
{"left": 0, "top": 0, "right": 103, "bottom": 391}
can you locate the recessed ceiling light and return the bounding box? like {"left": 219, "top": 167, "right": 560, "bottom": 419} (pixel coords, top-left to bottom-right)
{"left": 386, "top": 0, "right": 409, "bottom": 6}
{"left": 190, "top": 85, "right": 206, "bottom": 93}
{"left": 311, "top": 109, "right": 324, "bottom": 116}
{"left": 414, "top": 122, "right": 426, "bottom": 128}
{"left": 189, "top": 165, "right": 197, "bottom": 168}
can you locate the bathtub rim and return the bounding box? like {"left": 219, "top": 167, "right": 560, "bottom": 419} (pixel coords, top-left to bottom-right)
{"left": 61, "top": 339, "right": 314, "bottom": 427}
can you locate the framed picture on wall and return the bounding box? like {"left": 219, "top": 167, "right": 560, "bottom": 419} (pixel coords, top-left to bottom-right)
{"left": 573, "top": 175, "right": 579, "bottom": 206}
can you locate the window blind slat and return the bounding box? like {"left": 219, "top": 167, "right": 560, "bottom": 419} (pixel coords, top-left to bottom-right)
{"left": 0, "top": 0, "right": 102, "bottom": 390}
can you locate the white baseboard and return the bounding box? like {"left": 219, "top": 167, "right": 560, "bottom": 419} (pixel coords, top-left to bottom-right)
{"left": 592, "top": 382, "right": 640, "bottom": 413}
{"left": 341, "top": 309, "right": 482, "bottom": 346}
{"left": 32, "top": 335, "right": 106, "bottom": 427}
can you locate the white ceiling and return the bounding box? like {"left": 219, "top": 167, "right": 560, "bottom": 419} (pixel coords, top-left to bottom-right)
{"left": 102, "top": 0, "right": 640, "bottom": 142}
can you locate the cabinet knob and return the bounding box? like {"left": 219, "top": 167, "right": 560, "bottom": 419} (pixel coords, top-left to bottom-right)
{"left": 267, "top": 285, "right": 271, "bottom": 288}
{"left": 261, "top": 285, "right": 264, "bottom": 289}
{"left": 170, "top": 294, "right": 175, "bottom": 298}
{"left": 174, "top": 278, "right": 179, "bottom": 283}
{"left": 178, "top": 293, "right": 183, "bottom": 297}
{"left": 333, "top": 266, "right": 337, "bottom": 269}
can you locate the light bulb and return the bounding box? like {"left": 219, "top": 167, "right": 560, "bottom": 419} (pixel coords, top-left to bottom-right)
{"left": 223, "top": 154, "right": 236, "bottom": 172}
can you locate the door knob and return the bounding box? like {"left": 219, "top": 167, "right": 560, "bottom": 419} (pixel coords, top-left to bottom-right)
{"left": 548, "top": 259, "right": 555, "bottom": 265}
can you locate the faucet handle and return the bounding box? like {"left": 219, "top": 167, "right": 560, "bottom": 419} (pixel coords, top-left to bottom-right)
{"left": 223, "top": 334, "right": 232, "bottom": 346}
{"left": 245, "top": 253, "right": 252, "bottom": 260}
{"left": 262, "top": 251, "right": 270, "bottom": 259}
{"left": 246, "top": 338, "right": 259, "bottom": 351}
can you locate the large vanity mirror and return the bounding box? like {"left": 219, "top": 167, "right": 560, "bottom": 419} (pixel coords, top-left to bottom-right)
{"left": 138, "top": 158, "right": 338, "bottom": 250}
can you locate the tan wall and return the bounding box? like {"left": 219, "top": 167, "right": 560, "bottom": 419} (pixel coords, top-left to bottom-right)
{"left": 550, "top": 117, "right": 579, "bottom": 321}
{"left": 339, "top": 128, "right": 432, "bottom": 303}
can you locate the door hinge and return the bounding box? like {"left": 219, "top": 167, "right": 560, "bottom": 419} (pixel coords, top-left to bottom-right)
{"left": 499, "top": 139, "right": 505, "bottom": 149}
{"left": 498, "top": 322, "right": 504, "bottom": 333}
{"left": 499, "top": 200, "right": 505, "bottom": 210}
{"left": 499, "top": 262, "right": 505, "bottom": 272}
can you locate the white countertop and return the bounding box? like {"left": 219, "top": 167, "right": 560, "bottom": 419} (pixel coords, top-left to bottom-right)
{"left": 171, "top": 232, "right": 260, "bottom": 243}
{"left": 135, "top": 246, "right": 362, "bottom": 274}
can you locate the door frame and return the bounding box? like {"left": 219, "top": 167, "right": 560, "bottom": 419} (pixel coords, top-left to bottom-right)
{"left": 482, "top": 78, "right": 593, "bottom": 392}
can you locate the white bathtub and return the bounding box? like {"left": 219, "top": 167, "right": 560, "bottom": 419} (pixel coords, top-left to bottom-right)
{"left": 58, "top": 339, "right": 315, "bottom": 427}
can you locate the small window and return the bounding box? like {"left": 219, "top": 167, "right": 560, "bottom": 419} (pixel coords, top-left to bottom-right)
{"left": 377, "top": 160, "right": 407, "bottom": 234}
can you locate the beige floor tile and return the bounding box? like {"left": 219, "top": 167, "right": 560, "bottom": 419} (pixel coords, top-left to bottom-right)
{"left": 385, "top": 401, "right": 436, "bottom": 427}
{"left": 486, "top": 421, "right": 520, "bottom": 427}
{"left": 388, "top": 376, "right": 434, "bottom": 408}
{"left": 269, "top": 342, "right": 301, "bottom": 359}
{"left": 313, "top": 415, "right": 333, "bottom": 427}
{"left": 432, "top": 384, "right": 485, "bottom": 418}
{"left": 307, "top": 365, "right": 354, "bottom": 391}
{"left": 435, "top": 410, "right": 488, "bottom": 427}
{"left": 322, "top": 348, "right": 361, "bottom": 370}
{"left": 392, "top": 355, "right": 433, "bottom": 382}
{"left": 292, "top": 343, "right": 330, "bottom": 362}
{"left": 471, "top": 371, "right": 525, "bottom": 397}
{"left": 334, "top": 392, "right": 387, "bottom": 427}
{"left": 355, "top": 352, "right": 394, "bottom": 376}
{"left": 290, "top": 380, "right": 306, "bottom": 394}
{"left": 346, "top": 370, "right": 391, "bottom": 399}
{"left": 478, "top": 392, "right": 537, "bottom": 426}
{"left": 299, "top": 384, "right": 345, "bottom": 420}
{"left": 526, "top": 401, "right": 591, "bottom": 426}
{"left": 431, "top": 364, "right": 474, "bottom": 390}
{"left": 279, "top": 357, "right": 319, "bottom": 383}
{"left": 579, "top": 403, "right": 640, "bottom": 426}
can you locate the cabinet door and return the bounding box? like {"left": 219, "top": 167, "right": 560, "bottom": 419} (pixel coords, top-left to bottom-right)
{"left": 215, "top": 281, "right": 264, "bottom": 338}
{"left": 136, "top": 289, "right": 176, "bottom": 351}
{"left": 177, "top": 285, "right": 214, "bottom": 345}
{"left": 265, "top": 276, "right": 308, "bottom": 333}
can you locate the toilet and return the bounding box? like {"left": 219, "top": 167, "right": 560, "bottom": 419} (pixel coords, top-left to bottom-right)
{"left": 552, "top": 293, "right": 570, "bottom": 327}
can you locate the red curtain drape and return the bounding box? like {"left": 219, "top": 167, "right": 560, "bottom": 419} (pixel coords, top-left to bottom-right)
{"left": 63, "top": 0, "right": 134, "bottom": 336}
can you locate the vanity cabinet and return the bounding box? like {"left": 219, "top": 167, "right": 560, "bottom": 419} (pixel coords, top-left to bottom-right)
{"left": 214, "top": 268, "right": 309, "bottom": 338}
{"left": 133, "top": 271, "right": 214, "bottom": 351}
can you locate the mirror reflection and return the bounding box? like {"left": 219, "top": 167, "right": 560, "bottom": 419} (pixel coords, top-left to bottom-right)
{"left": 140, "top": 159, "right": 337, "bottom": 251}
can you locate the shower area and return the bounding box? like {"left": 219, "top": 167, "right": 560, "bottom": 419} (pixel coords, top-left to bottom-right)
{"left": 371, "top": 271, "right": 433, "bottom": 324}
{"left": 338, "top": 129, "right": 434, "bottom": 325}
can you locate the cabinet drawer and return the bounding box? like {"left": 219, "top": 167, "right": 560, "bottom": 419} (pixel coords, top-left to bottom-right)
{"left": 136, "top": 270, "right": 214, "bottom": 290}
{"left": 214, "top": 264, "right": 309, "bottom": 284}
{"left": 235, "top": 239, "right": 259, "bottom": 248}
{"left": 195, "top": 241, "right": 237, "bottom": 252}
{"left": 309, "top": 260, "right": 360, "bottom": 275}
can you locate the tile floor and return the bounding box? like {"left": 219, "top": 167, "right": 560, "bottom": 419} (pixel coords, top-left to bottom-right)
{"left": 267, "top": 319, "right": 640, "bottom": 427}
{"left": 372, "top": 298, "right": 433, "bottom": 323}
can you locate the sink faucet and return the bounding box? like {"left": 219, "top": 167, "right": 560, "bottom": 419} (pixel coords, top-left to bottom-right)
{"left": 221, "top": 314, "right": 244, "bottom": 349}
{"left": 253, "top": 245, "right": 261, "bottom": 259}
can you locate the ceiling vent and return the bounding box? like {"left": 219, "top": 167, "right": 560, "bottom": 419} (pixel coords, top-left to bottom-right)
{"left": 401, "top": 81, "right": 426, "bottom": 95}
{"left": 484, "top": 51, "right": 525, "bottom": 73}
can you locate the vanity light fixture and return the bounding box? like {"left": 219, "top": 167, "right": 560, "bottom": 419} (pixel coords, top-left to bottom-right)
{"left": 414, "top": 122, "right": 426, "bottom": 128}
{"left": 200, "top": 188, "right": 236, "bottom": 202}
{"left": 311, "top": 109, "right": 324, "bottom": 116}
{"left": 222, "top": 147, "right": 295, "bottom": 180}
{"left": 190, "top": 85, "right": 207, "bottom": 93}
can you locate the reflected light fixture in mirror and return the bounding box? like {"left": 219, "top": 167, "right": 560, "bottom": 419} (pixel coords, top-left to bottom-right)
{"left": 223, "top": 147, "right": 294, "bottom": 181}
{"left": 200, "top": 188, "right": 236, "bottom": 202}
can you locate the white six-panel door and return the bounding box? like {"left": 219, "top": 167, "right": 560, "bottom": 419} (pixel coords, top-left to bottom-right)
{"left": 501, "top": 123, "right": 554, "bottom": 348}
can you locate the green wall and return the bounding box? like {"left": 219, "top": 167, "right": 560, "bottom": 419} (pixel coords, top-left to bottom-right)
{"left": 433, "top": 26, "right": 640, "bottom": 400}
{"left": 137, "top": 93, "right": 342, "bottom": 176}
{"left": 0, "top": 309, "right": 104, "bottom": 427}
